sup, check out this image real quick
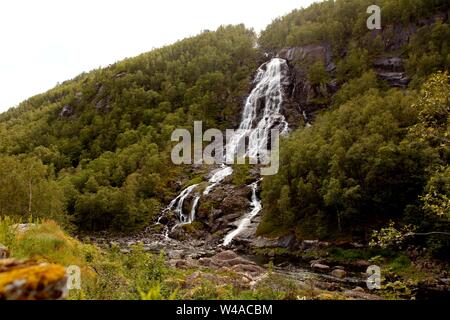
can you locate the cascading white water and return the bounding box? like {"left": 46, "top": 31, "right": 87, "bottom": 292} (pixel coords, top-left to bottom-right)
{"left": 168, "top": 183, "right": 198, "bottom": 225}
{"left": 203, "top": 165, "right": 233, "bottom": 195}
{"left": 223, "top": 180, "right": 262, "bottom": 246}
{"left": 163, "top": 58, "right": 288, "bottom": 237}
{"left": 190, "top": 196, "right": 200, "bottom": 221}
{"left": 226, "top": 58, "right": 289, "bottom": 163}
{"left": 221, "top": 58, "right": 288, "bottom": 245}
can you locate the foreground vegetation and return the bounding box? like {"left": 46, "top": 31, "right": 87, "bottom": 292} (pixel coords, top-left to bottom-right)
{"left": 1, "top": 217, "right": 363, "bottom": 300}
{"left": 0, "top": 25, "right": 261, "bottom": 232}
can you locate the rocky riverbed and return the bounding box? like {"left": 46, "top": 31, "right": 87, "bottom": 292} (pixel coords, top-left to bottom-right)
{"left": 87, "top": 230, "right": 385, "bottom": 300}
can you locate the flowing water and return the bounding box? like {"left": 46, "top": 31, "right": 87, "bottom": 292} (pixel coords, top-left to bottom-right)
{"left": 226, "top": 58, "right": 288, "bottom": 163}
{"left": 223, "top": 180, "right": 262, "bottom": 246}
{"left": 163, "top": 58, "right": 289, "bottom": 242}
{"left": 167, "top": 183, "right": 199, "bottom": 227}
{"left": 203, "top": 165, "right": 233, "bottom": 195}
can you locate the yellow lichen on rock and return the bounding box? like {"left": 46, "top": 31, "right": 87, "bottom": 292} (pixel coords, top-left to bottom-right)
{"left": 0, "top": 259, "right": 67, "bottom": 300}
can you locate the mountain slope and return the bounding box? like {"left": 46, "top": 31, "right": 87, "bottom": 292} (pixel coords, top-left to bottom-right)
{"left": 0, "top": 1, "right": 448, "bottom": 254}
{"left": 0, "top": 25, "right": 262, "bottom": 231}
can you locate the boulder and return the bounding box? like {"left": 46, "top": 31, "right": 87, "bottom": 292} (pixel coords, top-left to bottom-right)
{"left": 331, "top": 269, "right": 347, "bottom": 279}
{"left": 249, "top": 237, "right": 280, "bottom": 248}
{"left": 207, "top": 251, "right": 265, "bottom": 279}
{"left": 213, "top": 250, "right": 238, "bottom": 261}
{"left": 59, "top": 105, "right": 74, "bottom": 118}
{"left": 376, "top": 71, "right": 410, "bottom": 88}
{"left": 311, "top": 262, "right": 330, "bottom": 270}
{"left": 300, "top": 240, "right": 320, "bottom": 250}
{"left": 167, "top": 249, "right": 185, "bottom": 260}
{"left": 0, "top": 259, "right": 67, "bottom": 300}
{"left": 277, "top": 234, "right": 297, "bottom": 248}
{"left": 230, "top": 264, "right": 265, "bottom": 278}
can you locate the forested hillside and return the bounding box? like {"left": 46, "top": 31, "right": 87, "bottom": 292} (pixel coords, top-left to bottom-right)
{"left": 0, "top": 25, "right": 261, "bottom": 231}
{"left": 257, "top": 0, "right": 449, "bottom": 257}
{"left": 260, "top": 0, "right": 449, "bottom": 86}
{"left": 0, "top": 0, "right": 448, "bottom": 255}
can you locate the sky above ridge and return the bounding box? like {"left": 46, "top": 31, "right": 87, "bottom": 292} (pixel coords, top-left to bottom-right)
{"left": 0, "top": 0, "right": 317, "bottom": 112}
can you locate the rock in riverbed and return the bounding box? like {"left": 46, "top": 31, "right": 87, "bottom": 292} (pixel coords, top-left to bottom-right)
{"left": 331, "top": 269, "right": 347, "bottom": 279}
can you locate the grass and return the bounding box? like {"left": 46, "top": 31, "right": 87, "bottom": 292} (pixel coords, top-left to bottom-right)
{"left": 329, "top": 247, "right": 396, "bottom": 263}
{"left": 3, "top": 216, "right": 346, "bottom": 300}
{"left": 2, "top": 216, "right": 430, "bottom": 300}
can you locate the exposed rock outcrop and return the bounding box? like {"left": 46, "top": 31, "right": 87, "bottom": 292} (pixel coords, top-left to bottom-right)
{"left": 276, "top": 44, "right": 338, "bottom": 125}
{"left": 95, "top": 97, "right": 111, "bottom": 113}
{"left": 373, "top": 57, "right": 410, "bottom": 88}
{"left": 59, "top": 105, "right": 74, "bottom": 118}
{"left": 331, "top": 269, "right": 347, "bottom": 279}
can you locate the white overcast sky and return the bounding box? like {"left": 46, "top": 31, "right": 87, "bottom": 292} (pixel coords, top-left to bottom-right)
{"left": 0, "top": 0, "right": 317, "bottom": 112}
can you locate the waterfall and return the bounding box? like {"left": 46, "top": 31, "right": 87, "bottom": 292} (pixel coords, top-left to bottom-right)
{"left": 223, "top": 180, "right": 262, "bottom": 246}
{"left": 203, "top": 165, "right": 233, "bottom": 195}
{"left": 168, "top": 183, "right": 198, "bottom": 225}
{"left": 190, "top": 196, "right": 200, "bottom": 222}
{"left": 162, "top": 58, "right": 288, "bottom": 237}
{"left": 226, "top": 58, "right": 289, "bottom": 163}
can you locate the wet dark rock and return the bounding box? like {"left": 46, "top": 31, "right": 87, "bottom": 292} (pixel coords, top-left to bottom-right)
{"left": 276, "top": 44, "right": 337, "bottom": 127}
{"left": 373, "top": 57, "right": 404, "bottom": 72}
{"left": 300, "top": 240, "right": 320, "bottom": 250}
{"left": 158, "top": 216, "right": 169, "bottom": 225}
{"left": 167, "top": 249, "right": 185, "bottom": 260}
{"left": 249, "top": 237, "right": 280, "bottom": 248}
{"left": 217, "top": 213, "right": 244, "bottom": 226}
{"left": 195, "top": 183, "right": 253, "bottom": 236}
{"left": 277, "top": 234, "right": 296, "bottom": 248}
{"left": 299, "top": 239, "right": 330, "bottom": 250}
{"left": 376, "top": 71, "right": 410, "bottom": 88}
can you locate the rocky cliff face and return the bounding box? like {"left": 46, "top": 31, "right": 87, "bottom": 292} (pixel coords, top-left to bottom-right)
{"left": 272, "top": 13, "right": 448, "bottom": 127}
{"left": 276, "top": 44, "right": 337, "bottom": 125}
